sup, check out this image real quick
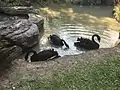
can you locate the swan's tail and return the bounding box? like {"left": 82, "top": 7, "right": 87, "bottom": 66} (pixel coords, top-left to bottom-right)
{"left": 61, "top": 39, "right": 69, "bottom": 48}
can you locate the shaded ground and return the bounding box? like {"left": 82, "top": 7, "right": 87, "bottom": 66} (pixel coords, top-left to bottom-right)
{"left": 0, "top": 45, "right": 120, "bottom": 90}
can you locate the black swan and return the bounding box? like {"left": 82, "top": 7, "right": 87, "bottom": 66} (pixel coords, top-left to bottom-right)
{"left": 74, "top": 34, "right": 101, "bottom": 50}
{"left": 48, "top": 34, "right": 69, "bottom": 48}
{"left": 25, "top": 49, "right": 60, "bottom": 62}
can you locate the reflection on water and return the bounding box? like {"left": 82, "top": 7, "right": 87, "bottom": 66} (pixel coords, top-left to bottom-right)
{"left": 36, "top": 6, "right": 120, "bottom": 56}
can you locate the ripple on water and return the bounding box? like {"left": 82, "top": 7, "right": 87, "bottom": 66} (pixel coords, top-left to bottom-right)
{"left": 38, "top": 23, "right": 119, "bottom": 56}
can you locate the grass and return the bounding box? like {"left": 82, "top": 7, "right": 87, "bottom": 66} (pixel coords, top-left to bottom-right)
{"left": 15, "top": 55, "right": 120, "bottom": 90}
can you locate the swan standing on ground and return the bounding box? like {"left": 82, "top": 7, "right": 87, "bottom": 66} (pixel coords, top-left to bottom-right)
{"left": 74, "top": 34, "right": 101, "bottom": 50}
{"left": 25, "top": 49, "right": 60, "bottom": 62}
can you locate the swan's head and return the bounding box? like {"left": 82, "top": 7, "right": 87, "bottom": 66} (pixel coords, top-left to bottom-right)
{"left": 49, "top": 35, "right": 52, "bottom": 38}
{"left": 25, "top": 52, "right": 34, "bottom": 62}
{"left": 97, "top": 35, "right": 101, "bottom": 42}
{"left": 51, "top": 49, "right": 54, "bottom": 51}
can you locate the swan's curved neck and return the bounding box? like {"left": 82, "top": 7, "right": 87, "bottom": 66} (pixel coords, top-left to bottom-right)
{"left": 92, "top": 35, "right": 100, "bottom": 45}
{"left": 25, "top": 50, "right": 37, "bottom": 61}
{"left": 61, "top": 39, "right": 69, "bottom": 48}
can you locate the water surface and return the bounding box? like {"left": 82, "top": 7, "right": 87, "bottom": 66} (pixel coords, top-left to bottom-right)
{"left": 35, "top": 6, "right": 120, "bottom": 56}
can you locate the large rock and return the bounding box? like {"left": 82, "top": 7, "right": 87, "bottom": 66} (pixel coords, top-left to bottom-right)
{"left": 0, "top": 6, "right": 44, "bottom": 50}
{"left": 29, "top": 14, "right": 44, "bottom": 32}
{"left": 0, "top": 19, "right": 40, "bottom": 49}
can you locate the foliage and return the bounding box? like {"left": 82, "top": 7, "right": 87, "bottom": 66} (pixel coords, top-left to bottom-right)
{"left": 0, "top": 0, "right": 71, "bottom": 7}
{"left": 0, "top": 0, "right": 116, "bottom": 7}
{"left": 113, "top": 4, "right": 120, "bottom": 22}
{"left": 0, "top": 0, "right": 31, "bottom": 6}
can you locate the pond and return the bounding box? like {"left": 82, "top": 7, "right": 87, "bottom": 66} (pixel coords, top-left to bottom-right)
{"left": 35, "top": 5, "right": 120, "bottom": 56}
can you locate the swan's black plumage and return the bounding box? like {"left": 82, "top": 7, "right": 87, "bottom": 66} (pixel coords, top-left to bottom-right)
{"left": 25, "top": 49, "right": 60, "bottom": 62}
{"left": 48, "top": 34, "right": 69, "bottom": 48}
{"left": 74, "top": 34, "right": 101, "bottom": 50}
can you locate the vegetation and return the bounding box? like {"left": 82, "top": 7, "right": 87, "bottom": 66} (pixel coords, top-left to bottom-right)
{"left": 113, "top": 3, "right": 120, "bottom": 22}
{"left": 0, "top": 0, "right": 117, "bottom": 7}
{"left": 0, "top": 0, "right": 71, "bottom": 7}
{"left": 15, "top": 55, "right": 120, "bottom": 90}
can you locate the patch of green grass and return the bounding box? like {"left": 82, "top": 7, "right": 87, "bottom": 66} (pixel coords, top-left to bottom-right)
{"left": 16, "top": 55, "right": 120, "bottom": 90}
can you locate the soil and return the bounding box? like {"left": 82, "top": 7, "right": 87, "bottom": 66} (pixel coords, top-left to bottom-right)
{"left": 0, "top": 45, "right": 120, "bottom": 90}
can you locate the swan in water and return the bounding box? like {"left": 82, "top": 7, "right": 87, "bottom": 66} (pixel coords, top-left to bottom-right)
{"left": 74, "top": 34, "right": 101, "bottom": 50}
{"left": 48, "top": 34, "right": 69, "bottom": 49}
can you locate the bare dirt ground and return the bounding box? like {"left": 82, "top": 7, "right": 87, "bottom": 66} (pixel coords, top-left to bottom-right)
{"left": 0, "top": 45, "right": 120, "bottom": 90}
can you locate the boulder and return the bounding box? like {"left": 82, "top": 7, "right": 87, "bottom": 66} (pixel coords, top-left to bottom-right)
{"left": 29, "top": 14, "right": 44, "bottom": 32}
{"left": 0, "top": 19, "right": 40, "bottom": 49}
{"left": 0, "top": 6, "right": 44, "bottom": 51}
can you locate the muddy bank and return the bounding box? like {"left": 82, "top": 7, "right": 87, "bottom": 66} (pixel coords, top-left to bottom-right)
{"left": 0, "top": 45, "right": 120, "bottom": 89}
